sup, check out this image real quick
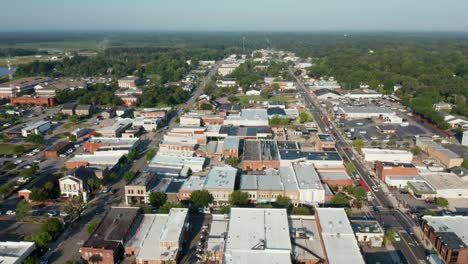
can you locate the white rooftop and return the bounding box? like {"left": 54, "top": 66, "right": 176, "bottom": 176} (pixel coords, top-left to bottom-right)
{"left": 316, "top": 208, "right": 365, "bottom": 264}
{"left": 68, "top": 153, "right": 123, "bottom": 165}
{"left": 224, "top": 208, "right": 292, "bottom": 264}
{"left": 127, "top": 209, "right": 188, "bottom": 262}
{"left": 0, "top": 241, "right": 35, "bottom": 264}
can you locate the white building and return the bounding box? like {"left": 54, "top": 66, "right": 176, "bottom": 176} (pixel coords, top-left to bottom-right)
{"left": 344, "top": 89, "right": 382, "bottom": 99}
{"left": 0, "top": 241, "right": 36, "bottom": 264}
{"left": 246, "top": 89, "right": 261, "bottom": 96}
{"left": 224, "top": 109, "right": 269, "bottom": 126}
{"left": 362, "top": 148, "right": 413, "bottom": 163}
{"left": 125, "top": 208, "right": 189, "bottom": 263}
{"left": 218, "top": 63, "right": 240, "bottom": 76}
{"left": 224, "top": 208, "right": 293, "bottom": 264}
{"left": 217, "top": 79, "right": 237, "bottom": 87}
{"left": 283, "top": 163, "right": 325, "bottom": 205}
{"left": 462, "top": 130, "right": 468, "bottom": 147}
{"left": 21, "top": 120, "right": 51, "bottom": 137}
{"left": 149, "top": 154, "right": 205, "bottom": 173}
{"left": 179, "top": 116, "right": 202, "bottom": 127}
{"left": 420, "top": 172, "right": 468, "bottom": 199}
{"left": 315, "top": 208, "right": 365, "bottom": 264}
{"left": 336, "top": 106, "right": 396, "bottom": 120}
{"left": 133, "top": 117, "right": 160, "bottom": 131}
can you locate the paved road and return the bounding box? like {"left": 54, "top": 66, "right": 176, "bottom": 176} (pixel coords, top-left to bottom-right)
{"left": 291, "top": 68, "right": 427, "bottom": 264}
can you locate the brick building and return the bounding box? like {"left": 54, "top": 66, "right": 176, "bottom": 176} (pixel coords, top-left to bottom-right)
{"left": 80, "top": 207, "right": 140, "bottom": 264}
{"left": 44, "top": 140, "right": 71, "bottom": 158}
{"left": 375, "top": 161, "right": 419, "bottom": 182}
{"left": 10, "top": 97, "right": 55, "bottom": 107}
{"left": 421, "top": 215, "right": 468, "bottom": 264}
{"left": 240, "top": 140, "right": 280, "bottom": 171}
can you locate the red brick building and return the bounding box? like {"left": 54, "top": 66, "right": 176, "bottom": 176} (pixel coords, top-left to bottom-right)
{"left": 421, "top": 216, "right": 468, "bottom": 264}
{"left": 80, "top": 207, "right": 140, "bottom": 264}
{"left": 10, "top": 97, "right": 55, "bottom": 107}
{"left": 375, "top": 161, "right": 418, "bottom": 182}
{"left": 44, "top": 140, "right": 71, "bottom": 158}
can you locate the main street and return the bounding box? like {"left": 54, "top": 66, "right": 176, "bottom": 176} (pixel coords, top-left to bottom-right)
{"left": 290, "top": 68, "right": 427, "bottom": 264}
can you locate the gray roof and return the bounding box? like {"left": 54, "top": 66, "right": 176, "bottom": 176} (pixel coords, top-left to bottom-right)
{"left": 240, "top": 174, "right": 283, "bottom": 191}
{"left": 223, "top": 137, "right": 240, "bottom": 150}
{"left": 339, "top": 106, "right": 394, "bottom": 114}
{"left": 203, "top": 166, "right": 237, "bottom": 190}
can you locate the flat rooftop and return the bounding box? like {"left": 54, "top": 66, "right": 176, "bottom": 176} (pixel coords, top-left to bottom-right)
{"left": 318, "top": 171, "right": 351, "bottom": 182}
{"left": 289, "top": 216, "right": 324, "bottom": 262}
{"left": 204, "top": 166, "right": 237, "bottom": 190}
{"left": 417, "top": 138, "right": 460, "bottom": 159}
{"left": 86, "top": 137, "right": 139, "bottom": 145}
{"left": 240, "top": 174, "right": 284, "bottom": 191}
{"left": 293, "top": 163, "right": 323, "bottom": 190}
{"left": 127, "top": 209, "right": 188, "bottom": 262}
{"left": 318, "top": 134, "right": 334, "bottom": 142}
{"left": 339, "top": 106, "right": 393, "bottom": 114}
{"left": 423, "top": 215, "right": 468, "bottom": 249}
{"left": 420, "top": 172, "right": 468, "bottom": 190}
{"left": 224, "top": 208, "right": 292, "bottom": 264}
{"left": 180, "top": 176, "right": 205, "bottom": 191}
{"left": 279, "top": 150, "right": 342, "bottom": 161}
{"left": 243, "top": 140, "right": 279, "bottom": 161}
{"left": 407, "top": 181, "right": 436, "bottom": 195}
{"left": 0, "top": 241, "right": 35, "bottom": 264}
{"left": 207, "top": 214, "right": 229, "bottom": 254}
{"left": 380, "top": 161, "right": 416, "bottom": 168}
{"left": 316, "top": 208, "right": 365, "bottom": 264}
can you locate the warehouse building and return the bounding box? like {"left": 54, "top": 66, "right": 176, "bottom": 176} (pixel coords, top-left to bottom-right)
{"left": 416, "top": 137, "right": 463, "bottom": 168}
{"left": 362, "top": 148, "right": 413, "bottom": 163}
{"left": 420, "top": 172, "right": 468, "bottom": 199}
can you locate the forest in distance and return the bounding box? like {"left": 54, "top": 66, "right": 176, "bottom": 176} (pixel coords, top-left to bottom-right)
{"left": 0, "top": 32, "right": 467, "bottom": 128}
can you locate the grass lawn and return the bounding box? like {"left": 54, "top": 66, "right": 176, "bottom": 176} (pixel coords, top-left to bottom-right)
{"left": 0, "top": 144, "right": 36, "bottom": 155}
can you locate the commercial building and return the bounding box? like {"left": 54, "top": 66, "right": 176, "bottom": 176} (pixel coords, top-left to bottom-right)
{"left": 97, "top": 118, "right": 133, "bottom": 138}
{"left": 217, "top": 78, "right": 237, "bottom": 87}
{"left": 314, "top": 89, "right": 342, "bottom": 100}
{"left": 240, "top": 140, "right": 280, "bottom": 171}
{"left": 80, "top": 207, "right": 140, "bottom": 264}
{"left": 124, "top": 169, "right": 157, "bottom": 205}
{"left": 310, "top": 77, "right": 341, "bottom": 90}
{"left": 416, "top": 138, "right": 463, "bottom": 168}
{"left": 420, "top": 172, "right": 468, "bottom": 199}
{"left": 10, "top": 96, "right": 56, "bottom": 107}
{"left": 240, "top": 173, "right": 285, "bottom": 204}
{"left": 21, "top": 120, "right": 51, "bottom": 137}
{"left": 59, "top": 166, "right": 97, "bottom": 203}
{"left": 75, "top": 104, "right": 94, "bottom": 116}
{"left": 217, "top": 63, "right": 240, "bottom": 76}
{"left": 421, "top": 215, "right": 468, "bottom": 264}
{"left": 315, "top": 134, "right": 335, "bottom": 150}
{"left": 362, "top": 148, "right": 413, "bottom": 163}
{"left": 118, "top": 76, "right": 143, "bottom": 88}
{"left": 288, "top": 215, "right": 325, "bottom": 264}
{"left": 0, "top": 241, "right": 36, "bottom": 264}
{"left": 133, "top": 108, "right": 167, "bottom": 119}
{"left": 224, "top": 109, "right": 269, "bottom": 126}
{"left": 204, "top": 165, "right": 237, "bottom": 205}
{"left": 279, "top": 150, "right": 343, "bottom": 168}
{"left": 125, "top": 208, "right": 189, "bottom": 264}
{"left": 343, "top": 89, "right": 382, "bottom": 99}
{"left": 224, "top": 208, "right": 293, "bottom": 264}
{"left": 206, "top": 214, "right": 229, "bottom": 261}
{"left": 149, "top": 154, "right": 205, "bottom": 174}
{"left": 44, "top": 140, "right": 71, "bottom": 158}
{"left": 318, "top": 170, "right": 353, "bottom": 187}
{"left": 133, "top": 117, "right": 160, "bottom": 131}
{"left": 335, "top": 106, "right": 395, "bottom": 120}
{"left": 315, "top": 208, "right": 365, "bottom": 264}
{"left": 407, "top": 180, "right": 437, "bottom": 200}
{"left": 376, "top": 161, "right": 419, "bottom": 182}
{"left": 83, "top": 137, "right": 139, "bottom": 153}
{"left": 61, "top": 103, "right": 76, "bottom": 115}
{"left": 0, "top": 76, "right": 50, "bottom": 98}
{"left": 351, "top": 220, "right": 384, "bottom": 248}
{"left": 66, "top": 153, "right": 123, "bottom": 170}
{"left": 281, "top": 163, "right": 326, "bottom": 205}
{"left": 177, "top": 176, "right": 205, "bottom": 201}
{"left": 34, "top": 79, "right": 87, "bottom": 96}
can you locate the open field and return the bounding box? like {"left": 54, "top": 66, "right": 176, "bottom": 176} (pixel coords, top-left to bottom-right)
{"left": 0, "top": 144, "right": 36, "bottom": 155}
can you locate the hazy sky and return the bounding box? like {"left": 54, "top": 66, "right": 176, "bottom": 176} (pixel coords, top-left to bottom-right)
{"left": 1, "top": 0, "right": 467, "bottom": 31}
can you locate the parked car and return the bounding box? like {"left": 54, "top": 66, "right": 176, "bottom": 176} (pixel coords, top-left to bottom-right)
{"left": 6, "top": 210, "right": 16, "bottom": 215}
{"left": 14, "top": 160, "right": 23, "bottom": 165}
{"left": 47, "top": 211, "right": 59, "bottom": 217}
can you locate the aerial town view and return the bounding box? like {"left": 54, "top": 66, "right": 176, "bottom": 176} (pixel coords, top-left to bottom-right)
{"left": 0, "top": 1, "right": 467, "bottom": 264}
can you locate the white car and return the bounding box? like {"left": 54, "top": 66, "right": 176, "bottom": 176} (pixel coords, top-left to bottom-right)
{"left": 32, "top": 149, "right": 40, "bottom": 153}
{"left": 33, "top": 159, "right": 42, "bottom": 164}
{"left": 394, "top": 233, "right": 401, "bottom": 241}
{"left": 6, "top": 210, "right": 16, "bottom": 215}
{"left": 26, "top": 152, "right": 35, "bottom": 156}
{"left": 14, "top": 160, "right": 23, "bottom": 165}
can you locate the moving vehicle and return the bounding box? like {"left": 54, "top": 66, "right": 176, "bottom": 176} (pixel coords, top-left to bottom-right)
{"left": 394, "top": 233, "right": 401, "bottom": 241}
